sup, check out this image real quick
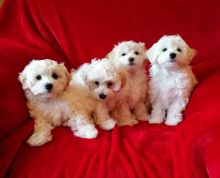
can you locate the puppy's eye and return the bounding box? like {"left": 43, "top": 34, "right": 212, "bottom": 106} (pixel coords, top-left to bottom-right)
{"left": 107, "top": 81, "right": 113, "bottom": 87}
{"left": 177, "top": 48, "right": 182, "bottom": 52}
{"left": 52, "top": 73, "right": 58, "bottom": 79}
{"left": 94, "top": 81, "right": 99, "bottom": 86}
{"left": 121, "top": 53, "right": 126, "bottom": 56}
{"left": 162, "top": 48, "right": 167, "bottom": 52}
{"left": 36, "top": 75, "right": 42, "bottom": 80}
{"left": 134, "top": 51, "right": 139, "bottom": 55}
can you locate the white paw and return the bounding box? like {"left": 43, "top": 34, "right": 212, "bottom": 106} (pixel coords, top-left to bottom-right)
{"left": 165, "top": 113, "right": 183, "bottom": 126}
{"left": 74, "top": 125, "right": 98, "bottom": 139}
{"left": 27, "top": 132, "right": 52, "bottom": 146}
{"left": 165, "top": 119, "right": 182, "bottom": 126}
{"left": 100, "top": 118, "right": 116, "bottom": 130}
{"left": 148, "top": 115, "right": 164, "bottom": 124}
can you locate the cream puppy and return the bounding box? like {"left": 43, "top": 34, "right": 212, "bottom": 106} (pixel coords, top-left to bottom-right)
{"left": 107, "top": 41, "right": 149, "bottom": 122}
{"left": 147, "top": 35, "right": 198, "bottom": 125}
{"left": 70, "top": 58, "right": 134, "bottom": 127}
{"left": 19, "top": 59, "right": 97, "bottom": 146}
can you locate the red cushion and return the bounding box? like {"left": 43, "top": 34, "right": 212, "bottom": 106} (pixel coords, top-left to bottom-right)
{"left": 0, "top": 0, "right": 220, "bottom": 177}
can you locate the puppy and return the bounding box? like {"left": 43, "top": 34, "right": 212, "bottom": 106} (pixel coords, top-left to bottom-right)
{"left": 146, "top": 35, "right": 198, "bottom": 125}
{"left": 107, "top": 41, "right": 149, "bottom": 123}
{"left": 70, "top": 58, "right": 133, "bottom": 128}
{"left": 19, "top": 59, "right": 97, "bottom": 146}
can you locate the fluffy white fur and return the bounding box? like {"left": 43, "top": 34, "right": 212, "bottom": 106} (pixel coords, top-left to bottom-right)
{"left": 146, "top": 35, "right": 198, "bottom": 125}
{"left": 70, "top": 58, "right": 134, "bottom": 127}
{"left": 107, "top": 41, "right": 149, "bottom": 123}
{"left": 19, "top": 59, "right": 97, "bottom": 146}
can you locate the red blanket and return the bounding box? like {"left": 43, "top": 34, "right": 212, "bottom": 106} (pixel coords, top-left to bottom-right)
{"left": 0, "top": 0, "right": 220, "bottom": 177}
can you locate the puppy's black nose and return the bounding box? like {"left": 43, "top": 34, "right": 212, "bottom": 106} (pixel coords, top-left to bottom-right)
{"left": 99, "top": 93, "right": 107, "bottom": 99}
{"left": 170, "top": 53, "right": 176, "bottom": 59}
{"left": 45, "top": 83, "right": 53, "bottom": 91}
{"left": 128, "top": 57, "right": 134, "bottom": 63}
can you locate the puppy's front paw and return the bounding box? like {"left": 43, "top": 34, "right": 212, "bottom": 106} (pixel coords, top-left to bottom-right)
{"left": 165, "top": 113, "right": 183, "bottom": 126}
{"left": 74, "top": 125, "right": 98, "bottom": 139}
{"left": 148, "top": 115, "right": 164, "bottom": 124}
{"left": 99, "top": 118, "right": 116, "bottom": 130}
{"left": 165, "top": 118, "right": 182, "bottom": 126}
{"left": 117, "top": 118, "right": 138, "bottom": 126}
{"left": 62, "top": 121, "right": 69, "bottom": 127}
{"left": 137, "top": 113, "right": 149, "bottom": 121}
{"left": 27, "top": 132, "right": 52, "bottom": 146}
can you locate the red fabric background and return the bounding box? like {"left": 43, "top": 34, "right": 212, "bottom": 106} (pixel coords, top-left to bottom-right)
{"left": 0, "top": 0, "right": 220, "bottom": 177}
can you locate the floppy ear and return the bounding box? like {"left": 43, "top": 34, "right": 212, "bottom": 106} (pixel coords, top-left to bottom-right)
{"left": 81, "top": 72, "right": 88, "bottom": 85}
{"left": 18, "top": 72, "right": 28, "bottom": 90}
{"left": 146, "top": 43, "right": 158, "bottom": 64}
{"left": 187, "top": 48, "right": 196, "bottom": 64}
{"left": 18, "top": 59, "right": 37, "bottom": 90}
{"left": 138, "top": 42, "right": 147, "bottom": 52}
{"left": 138, "top": 42, "right": 148, "bottom": 65}
{"left": 116, "top": 70, "right": 127, "bottom": 91}
{"left": 65, "top": 71, "right": 71, "bottom": 83}
{"left": 60, "top": 63, "right": 71, "bottom": 83}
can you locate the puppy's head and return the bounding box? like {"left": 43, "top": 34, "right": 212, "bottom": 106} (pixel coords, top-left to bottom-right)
{"left": 19, "top": 59, "right": 70, "bottom": 97}
{"left": 146, "top": 35, "right": 196, "bottom": 68}
{"left": 107, "top": 41, "right": 147, "bottom": 71}
{"left": 83, "top": 58, "right": 124, "bottom": 100}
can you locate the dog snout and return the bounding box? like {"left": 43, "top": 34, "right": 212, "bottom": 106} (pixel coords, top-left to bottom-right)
{"left": 128, "top": 57, "right": 134, "bottom": 63}
{"left": 99, "top": 93, "right": 107, "bottom": 99}
{"left": 170, "top": 53, "right": 176, "bottom": 60}
{"left": 45, "top": 83, "right": 53, "bottom": 91}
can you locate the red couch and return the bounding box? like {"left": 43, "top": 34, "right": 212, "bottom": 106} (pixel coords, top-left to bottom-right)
{"left": 1, "top": 0, "right": 220, "bottom": 177}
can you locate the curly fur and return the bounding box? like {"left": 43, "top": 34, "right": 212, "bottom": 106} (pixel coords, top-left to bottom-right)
{"left": 146, "top": 35, "right": 198, "bottom": 125}
{"left": 107, "top": 41, "right": 149, "bottom": 124}
{"left": 70, "top": 58, "right": 134, "bottom": 128}
{"left": 19, "top": 59, "right": 97, "bottom": 146}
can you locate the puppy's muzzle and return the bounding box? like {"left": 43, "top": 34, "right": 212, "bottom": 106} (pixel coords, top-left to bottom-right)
{"left": 170, "top": 53, "right": 176, "bottom": 62}
{"left": 45, "top": 83, "right": 53, "bottom": 91}
{"left": 99, "top": 93, "right": 107, "bottom": 99}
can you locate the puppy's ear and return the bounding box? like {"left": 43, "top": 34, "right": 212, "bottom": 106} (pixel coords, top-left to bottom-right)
{"left": 146, "top": 44, "right": 158, "bottom": 64}
{"left": 76, "top": 67, "right": 88, "bottom": 86}
{"left": 187, "top": 48, "right": 197, "bottom": 64}
{"left": 82, "top": 73, "right": 88, "bottom": 85}
{"left": 139, "top": 42, "right": 147, "bottom": 54}
{"left": 60, "top": 63, "right": 71, "bottom": 83}
{"left": 18, "top": 72, "right": 28, "bottom": 90}
{"left": 138, "top": 42, "right": 148, "bottom": 65}
{"left": 18, "top": 60, "right": 37, "bottom": 90}
{"left": 118, "top": 70, "right": 128, "bottom": 90}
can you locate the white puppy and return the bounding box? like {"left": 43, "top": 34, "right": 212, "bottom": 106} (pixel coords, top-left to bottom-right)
{"left": 19, "top": 59, "right": 97, "bottom": 146}
{"left": 70, "top": 58, "right": 133, "bottom": 128}
{"left": 107, "top": 41, "right": 149, "bottom": 123}
{"left": 146, "top": 35, "right": 198, "bottom": 125}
